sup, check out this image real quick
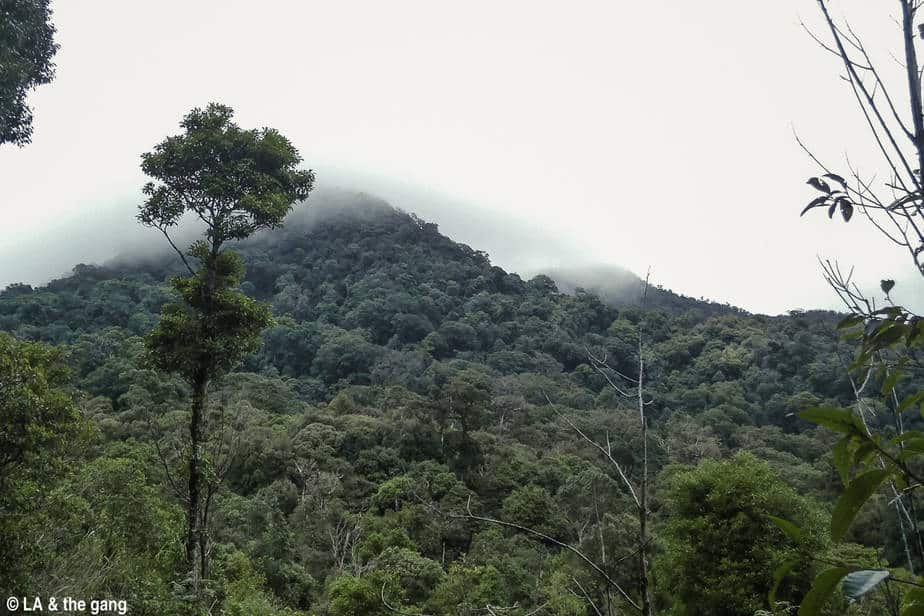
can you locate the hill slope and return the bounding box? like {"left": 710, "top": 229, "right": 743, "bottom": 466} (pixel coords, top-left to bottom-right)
{"left": 1, "top": 192, "right": 867, "bottom": 614}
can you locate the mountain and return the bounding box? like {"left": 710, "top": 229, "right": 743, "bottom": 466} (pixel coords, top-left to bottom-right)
{"left": 1, "top": 192, "right": 869, "bottom": 614}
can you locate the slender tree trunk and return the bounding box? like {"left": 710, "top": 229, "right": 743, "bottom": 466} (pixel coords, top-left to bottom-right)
{"left": 638, "top": 338, "right": 654, "bottom": 616}
{"left": 187, "top": 369, "right": 207, "bottom": 588}
{"left": 187, "top": 248, "right": 218, "bottom": 590}
{"left": 201, "top": 487, "right": 214, "bottom": 581}
{"left": 900, "top": 0, "right": 924, "bottom": 188}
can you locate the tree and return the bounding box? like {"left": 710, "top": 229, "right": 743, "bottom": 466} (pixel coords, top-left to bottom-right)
{"left": 0, "top": 333, "right": 85, "bottom": 594}
{"left": 138, "top": 102, "right": 314, "bottom": 594}
{"left": 0, "top": 332, "right": 82, "bottom": 474}
{"left": 0, "top": 0, "right": 58, "bottom": 146}
{"left": 657, "top": 453, "right": 827, "bottom": 616}
{"left": 455, "top": 276, "right": 658, "bottom": 616}
{"left": 795, "top": 1, "right": 924, "bottom": 613}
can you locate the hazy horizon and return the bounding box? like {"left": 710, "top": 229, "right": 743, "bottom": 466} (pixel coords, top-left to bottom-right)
{"left": 3, "top": 0, "right": 924, "bottom": 315}
{"left": 0, "top": 179, "right": 909, "bottom": 317}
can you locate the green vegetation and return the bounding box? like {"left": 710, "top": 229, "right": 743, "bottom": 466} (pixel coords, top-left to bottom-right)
{"left": 0, "top": 0, "right": 58, "bottom": 146}
{"left": 5, "top": 0, "right": 917, "bottom": 612}
{"left": 773, "top": 1, "right": 924, "bottom": 614}
{"left": 138, "top": 102, "right": 314, "bottom": 595}
{"left": 0, "top": 191, "right": 896, "bottom": 614}
{"left": 657, "top": 453, "right": 827, "bottom": 615}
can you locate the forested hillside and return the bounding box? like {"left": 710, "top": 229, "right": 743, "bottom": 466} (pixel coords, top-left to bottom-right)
{"left": 0, "top": 194, "right": 898, "bottom": 614}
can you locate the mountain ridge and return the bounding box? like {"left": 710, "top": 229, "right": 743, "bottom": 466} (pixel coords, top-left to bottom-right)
{"left": 3, "top": 192, "right": 767, "bottom": 322}
{"left": 1, "top": 191, "right": 866, "bottom": 614}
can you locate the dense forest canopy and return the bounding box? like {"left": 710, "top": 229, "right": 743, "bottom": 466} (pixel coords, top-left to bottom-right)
{"left": 9, "top": 0, "right": 924, "bottom": 613}
{"left": 1, "top": 192, "right": 901, "bottom": 614}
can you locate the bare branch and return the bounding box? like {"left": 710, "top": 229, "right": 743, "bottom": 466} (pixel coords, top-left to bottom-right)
{"left": 158, "top": 226, "right": 195, "bottom": 276}
{"left": 451, "top": 496, "right": 643, "bottom": 613}
{"left": 817, "top": 0, "right": 921, "bottom": 197}
{"left": 571, "top": 577, "right": 605, "bottom": 616}
{"left": 545, "top": 394, "right": 640, "bottom": 509}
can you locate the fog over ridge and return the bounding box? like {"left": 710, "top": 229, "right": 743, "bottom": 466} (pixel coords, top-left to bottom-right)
{"left": 0, "top": 176, "right": 597, "bottom": 295}
{"left": 5, "top": 1, "right": 924, "bottom": 315}
{"left": 5, "top": 172, "right": 923, "bottom": 316}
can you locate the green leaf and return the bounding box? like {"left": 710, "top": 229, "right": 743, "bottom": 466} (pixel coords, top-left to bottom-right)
{"left": 842, "top": 569, "right": 890, "bottom": 604}
{"left": 799, "top": 407, "right": 862, "bottom": 435}
{"left": 853, "top": 440, "right": 878, "bottom": 468}
{"left": 769, "top": 558, "right": 800, "bottom": 606}
{"left": 839, "top": 198, "right": 853, "bottom": 222}
{"left": 801, "top": 195, "right": 829, "bottom": 216}
{"left": 902, "top": 603, "right": 924, "bottom": 616}
{"left": 799, "top": 567, "right": 855, "bottom": 616}
{"left": 807, "top": 177, "right": 832, "bottom": 194}
{"left": 872, "top": 322, "right": 908, "bottom": 348}
{"left": 898, "top": 437, "right": 924, "bottom": 462}
{"left": 832, "top": 436, "right": 852, "bottom": 486}
{"left": 842, "top": 329, "right": 864, "bottom": 341}
{"left": 900, "top": 394, "right": 924, "bottom": 413}
{"left": 832, "top": 469, "right": 891, "bottom": 541}
{"left": 882, "top": 279, "right": 896, "bottom": 294}
{"left": 823, "top": 172, "right": 847, "bottom": 188}
{"left": 901, "top": 587, "right": 924, "bottom": 615}
{"left": 849, "top": 351, "right": 871, "bottom": 372}
{"left": 909, "top": 320, "right": 924, "bottom": 348}
{"left": 768, "top": 515, "right": 804, "bottom": 543}
{"left": 892, "top": 431, "right": 924, "bottom": 444}
{"left": 881, "top": 370, "right": 903, "bottom": 397}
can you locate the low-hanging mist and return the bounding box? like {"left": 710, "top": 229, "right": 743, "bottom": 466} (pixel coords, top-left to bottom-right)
{"left": 5, "top": 178, "right": 924, "bottom": 316}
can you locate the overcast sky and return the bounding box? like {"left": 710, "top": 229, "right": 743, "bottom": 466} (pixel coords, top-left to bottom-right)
{"left": 2, "top": 0, "right": 923, "bottom": 315}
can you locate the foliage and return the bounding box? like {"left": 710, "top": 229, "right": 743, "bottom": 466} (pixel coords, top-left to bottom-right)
{"left": 146, "top": 247, "right": 271, "bottom": 380}
{"left": 0, "top": 195, "right": 871, "bottom": 614}
{"left": 0, "top": 0, "right": 58, "bottom": 146}
{"left": 791, "top": 1, "right": 924, "bottom": 614}
{"left": 139, "top": 103, "right": 314, "bottom": 246}
{"left": 0, "top": 331, "right": 84, "bottom": 473}
{"left": 0, "top": 333, "right": 86, "bottom": 595}
{"left": 137, "top": 103, "right": 313, "bottom": 594}
{"left": 656, "top": 453, "right": 827, "bottom": 616}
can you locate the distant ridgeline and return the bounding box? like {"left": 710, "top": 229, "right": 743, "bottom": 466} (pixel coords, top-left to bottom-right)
{"left": 544, "top": 264, "right": 746, "bottom": 319}
{"left": 0, "top": 191, "right": 848, "bottom": 421}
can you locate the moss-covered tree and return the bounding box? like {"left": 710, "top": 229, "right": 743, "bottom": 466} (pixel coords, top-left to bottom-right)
{"left": 138, "top": 103, "right": 314, "bottom": 594}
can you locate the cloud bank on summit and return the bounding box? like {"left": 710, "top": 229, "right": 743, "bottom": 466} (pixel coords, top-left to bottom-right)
{"left": 4, "top": 0, "right": 924, "bottom": 314}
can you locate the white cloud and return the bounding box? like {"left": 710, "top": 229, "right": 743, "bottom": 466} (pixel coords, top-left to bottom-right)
{"left": 2, "top": 0, "right": 922, "bottom": 314}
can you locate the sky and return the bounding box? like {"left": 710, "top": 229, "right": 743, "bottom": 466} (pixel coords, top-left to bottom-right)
{"left": 2, "top": 0, "right": 923, "bottom": 315}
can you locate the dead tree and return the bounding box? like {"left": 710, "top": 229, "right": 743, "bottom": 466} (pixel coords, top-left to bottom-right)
{"left": 446, "top": 274, "right": 657, "bottom": 616}
{"left": 580, "top": 271, "right": 655, "bottom": 616}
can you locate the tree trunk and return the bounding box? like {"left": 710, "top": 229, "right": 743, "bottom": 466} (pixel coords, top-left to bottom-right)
{"left": 186, "top": 246, "right": 219, "bottom": 586}
{"left": 186, "top": 370, "right": 207, "bottom": 588}
{"left": 638, "top": 343, "right": 654, "bottom": 616}
{"left": 899, "top": 0, "right": 924, "bottom": 188}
